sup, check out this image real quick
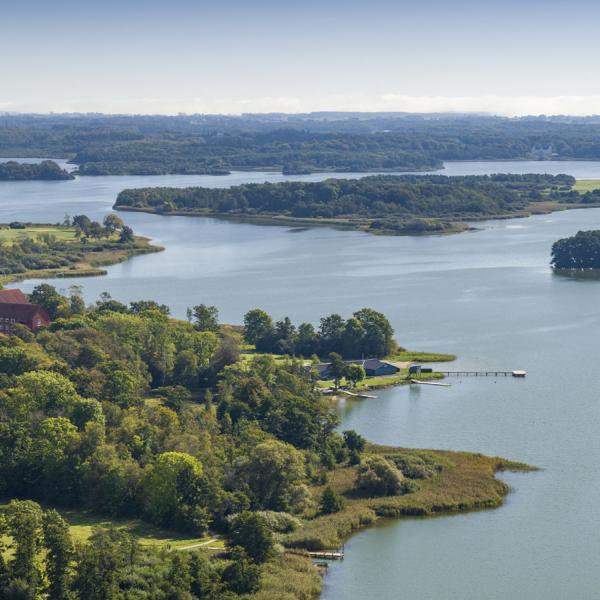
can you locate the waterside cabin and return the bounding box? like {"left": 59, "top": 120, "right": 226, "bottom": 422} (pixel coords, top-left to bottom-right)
{"left": 315, "top": 358, "right": 399, "bottom": 380}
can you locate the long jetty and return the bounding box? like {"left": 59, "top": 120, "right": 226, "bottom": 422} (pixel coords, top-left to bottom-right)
{"left": 437, "top": 370, "right": 526, "bottom": 377}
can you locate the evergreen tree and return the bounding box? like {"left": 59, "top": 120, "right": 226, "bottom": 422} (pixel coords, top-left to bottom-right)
{"left": 43, "top": 509, "right": 74, "bottom": 600}
{"left": 320, "top": 485, "right": 344, "bottom": 514}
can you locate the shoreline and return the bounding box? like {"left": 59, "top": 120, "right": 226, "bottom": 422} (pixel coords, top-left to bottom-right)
{"left": 279, "top": 444, "right": 535, "bottom": 599}
{"left": 0, "top": 235, "right": 164, "bottom": 285}
{"left": 114, "top": 200, "right": 600, "bottom": 238}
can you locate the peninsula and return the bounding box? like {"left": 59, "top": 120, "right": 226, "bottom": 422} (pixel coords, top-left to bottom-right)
{"left": 0, "top": 215, "right": 163, "bottom": 284}
{"left": 113, "top": 173, "right": 594, "bottom": 235}
{"left": 0, "top": 160, "right": 74, "bottom": 180}
{"left": 0, "top": 287, "right": 532, "bottom": 599}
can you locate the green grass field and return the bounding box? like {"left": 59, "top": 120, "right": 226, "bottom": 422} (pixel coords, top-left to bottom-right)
{"left": 0, "top": 225, "right": 78, "bottom": 244}
{"left": 0, "top": 502, "right": 212, "bottom": 549}
{"left": 386, "top": 351, "right": 456, "bottom": 363}
{"left": 573, "top": 180, "right": 600, "bottom": 193}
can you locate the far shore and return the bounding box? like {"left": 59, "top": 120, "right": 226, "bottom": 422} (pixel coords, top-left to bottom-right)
{"left": 114, "top": 199, "right": 600, "bottom": 238}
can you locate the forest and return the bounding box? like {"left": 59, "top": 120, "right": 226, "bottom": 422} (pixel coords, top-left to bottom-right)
{"left": 0, "top": 160, "right": 73, "bottom": 181}
{"left": 0, "top": 286, "right": 531, "bottom": 599}
{"left": 551, "top": 230, "right": 600, "bottom": 269}
{"left": 5, "top": 113, "right": 600, "bottom": 175}
{"left": 114, "top": 173, "right": 577, "bottom": 233}
{"left": 0, "top": 287, "right": 391, "bottom": 598}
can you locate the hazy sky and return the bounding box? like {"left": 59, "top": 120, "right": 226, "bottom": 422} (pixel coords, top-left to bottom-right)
{"left": 2, "top": 0, "right": 600, "bottom": 115}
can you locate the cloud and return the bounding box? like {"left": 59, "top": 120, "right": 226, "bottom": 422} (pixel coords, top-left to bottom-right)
{"left": 4, "top": 95, "right": 600, "bottom": 116}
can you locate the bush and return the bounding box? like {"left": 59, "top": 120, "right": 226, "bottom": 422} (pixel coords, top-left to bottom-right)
{"left": 221, "top": 547, "right": 261, "bottom": 595}
{"left": 319, "top": 486, "right": 344, "bottom": 514}
{"left": 227, "top": 511, "right": 274, "bottom": 564}
{"left": 387, "top": 452, "right": 444, "bottom": 480}
{"left": 255, "top": 511, "right": 302, "bottom": 533}
{"left": 355, "top": 456, "right": 410, "bottom": 496}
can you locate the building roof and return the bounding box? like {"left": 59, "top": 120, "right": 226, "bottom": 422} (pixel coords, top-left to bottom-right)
{"left": 316, "top": 358, "right": 398, "bottom": 371}
{"left": 0, "top": 289, "right": 28, "bottom": 304}
{"left": 347, "top": 358, "right": 397, "bottom": 371}
{"left": 0, "top": 302, "right": 50, "bottom": 324}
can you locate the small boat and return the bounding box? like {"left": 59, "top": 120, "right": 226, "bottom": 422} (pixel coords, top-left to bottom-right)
{"left": 512, "top": 370, "right": 527, "bottom": 378}
{"left": 411, "top": 379, "right": 451, "bottom": 387}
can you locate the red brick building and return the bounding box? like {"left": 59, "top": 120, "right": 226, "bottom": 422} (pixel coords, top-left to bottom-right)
{"left": 0, "top": 289, "right": 28, "bottom": 304}
{"left": 0, "top": 289, "right": 51, "bottom": 334}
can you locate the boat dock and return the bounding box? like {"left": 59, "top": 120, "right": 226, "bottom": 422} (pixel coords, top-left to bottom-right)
{"left": 308, "top": 551, "right": 344, "bottom": 560}
{"left": 411, "top": 379, "right": 451, "bottom": 387}
{"left": 338, "top": 390, "right": 377, "bottom": 399}
{"left": 436, "top": 370, "right": 527, "bottom": 378}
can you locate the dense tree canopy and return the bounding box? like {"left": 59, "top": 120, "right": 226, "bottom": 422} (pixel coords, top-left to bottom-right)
{"left": 551, "top": 230, "right": 600, "bottom": 269}
{"left": 0, "top": 160, "right": 73, "bottom": 181}
{"left": 6, "top": 113, "right": 600, "bottom": 175}
{"left": 242, "top": 307, "right": 396, "bottom": 358}
{"left": 114, "top": 173, "right": 576, "bottom": 234}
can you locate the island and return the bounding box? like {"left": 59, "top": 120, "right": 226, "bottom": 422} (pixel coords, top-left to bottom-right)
{"left": 0, "top": 215, "right": 163, "bottom": 284}
{"left": 113, "top": 173, "right": 592, "bottom": 236}
{"left": 551, "top": 229, "right": 600, "bottom": 270}
{"left": 0, "top": 291, "right": 532, "bottom": 599}
{"left": 0, "top": 160, "right": 74, "bottom": 180}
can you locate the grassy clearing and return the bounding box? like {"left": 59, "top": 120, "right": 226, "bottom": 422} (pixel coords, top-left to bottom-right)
{"left": 0, "top": 225, "right": 78, "bottom": 244}
{"left": 354, "top": 370, "right": 444, "bottom": 390}
{"left": 239, "top": 349, "right": 294, "bottom": 365}
{"left": 386, "top": 351, "right": 456, "bottom": 363}
{"left": 573, "top": 179, "right": 600, "bottom": 193}
{"left": 284, "top": 446, "right": 534, "bottom": 551}
{"left": 0, "top": 501, "right": 207, "bottom": 548}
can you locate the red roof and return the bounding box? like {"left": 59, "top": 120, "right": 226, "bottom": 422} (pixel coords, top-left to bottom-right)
{"left": 0, "top": 289, "right": 28, "bottom": 304}
{"left": 0, "top": 303, "right": 50, "bottom": 329}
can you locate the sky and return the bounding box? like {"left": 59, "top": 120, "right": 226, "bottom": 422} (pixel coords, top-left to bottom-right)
{"left": 2, "top": 0, "right": 600, "bottom": 116}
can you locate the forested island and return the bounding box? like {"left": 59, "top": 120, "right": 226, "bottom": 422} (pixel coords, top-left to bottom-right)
{"left": 551, "top": 230, "right": 600, "bottom": 269}
{"left": 0, "top": 215, "right": 162, "bottom": 284}
{"left": 0, "top": 160, "right": 74, "bottom": 181}
{"left": 7, "top": 113, "right": 600, "bottom": 175}
{"left": 0, "top": 287, "right": 531, "bottom": 599}
{"left": 114, "top": 173, "right": 584, "bottom": 235}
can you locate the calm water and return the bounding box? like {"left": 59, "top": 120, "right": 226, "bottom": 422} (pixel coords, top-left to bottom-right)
{"left": 3, "top": 160, "right": 600, "bottom": 599}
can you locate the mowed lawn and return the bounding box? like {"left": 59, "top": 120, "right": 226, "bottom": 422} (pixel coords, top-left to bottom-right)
{"left": 573, "top": 179, "right": 600, "bottom": 193}
{"left": 0, "top": 225, "right": 78, "bottom": 244}
{"left": 0, "top": 501, "right": 214, "bottom": 549}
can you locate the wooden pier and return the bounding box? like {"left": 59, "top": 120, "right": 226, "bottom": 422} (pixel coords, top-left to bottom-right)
{"left": 308, "top": 551, "right": 344, "bottom": 560}
{"left": 437, "top": 370, "right": 526, "bottom": 378}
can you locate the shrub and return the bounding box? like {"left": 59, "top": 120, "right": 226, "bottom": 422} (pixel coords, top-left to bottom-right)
{"left": 227, "top": 511, "right": 274, "bottom": 564}
{"left": 387, "top": 452, "right": 444, "bottom": 480}
{"left": 319, "top": 486, "right": 344, "bottom": 514}
{"left": 255, "top": 511, "right": 302, "bottom": 533}
{"left": 355, "top": 456, "right": 408, "bottom": 496}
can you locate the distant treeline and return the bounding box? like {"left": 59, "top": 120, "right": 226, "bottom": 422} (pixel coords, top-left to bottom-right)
{"left": 114, "top": 174, "right": 576, "bottom": 230}
{"left": 6, "top": 113, "right": 600, "bottom": 175}
{"left": 551, "top": 230, "right": 600, "bottom": 269}
{"left": 0, "top": 160, "right": 73, "bottom": 181}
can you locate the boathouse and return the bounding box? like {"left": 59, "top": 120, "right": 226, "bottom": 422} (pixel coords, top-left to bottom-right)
{"left": 315, "top": 358, "right": 399, "bottom": 379}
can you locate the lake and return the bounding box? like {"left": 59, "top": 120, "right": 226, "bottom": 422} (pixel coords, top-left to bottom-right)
{"left": 2, "top": 160, "right": 600, "bottom": 599}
